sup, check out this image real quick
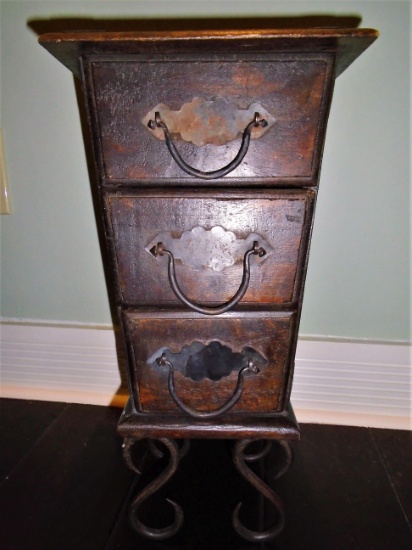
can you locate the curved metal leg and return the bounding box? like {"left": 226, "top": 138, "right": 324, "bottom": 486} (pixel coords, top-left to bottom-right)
{"left": 148, "top": 438, "right": 191, "bottom": 461}
{"left": 123, "top": 437, "right": 184, "bottom": 540}
{"left": 241, "top": 439, "right": 273, "bottom": 462}
{"left": 122, "top": 438, "right": 143, "bottom": 475}
{"left": 273, "top": 440, "right": 293, "bottom": 480}
{"left": 232, "top": 438, "right": 293, "bottom": 543}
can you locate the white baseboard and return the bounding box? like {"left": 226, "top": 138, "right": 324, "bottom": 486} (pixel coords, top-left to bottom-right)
{"left": 1, "top": 321, "right": 410, "bottom": 430}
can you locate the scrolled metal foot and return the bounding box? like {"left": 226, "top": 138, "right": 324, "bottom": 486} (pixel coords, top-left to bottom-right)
{"left": 232, "top": 439, "right": 290, "bottom": 542}
{"left": 124, "top": 438, "right": 184, "bottom": 540}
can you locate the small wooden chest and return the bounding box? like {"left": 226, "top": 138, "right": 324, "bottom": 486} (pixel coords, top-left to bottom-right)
{"left": 39, "top": 28, "right": 378, "bottom": 435}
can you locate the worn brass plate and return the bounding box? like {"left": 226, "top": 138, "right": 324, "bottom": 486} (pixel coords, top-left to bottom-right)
{"left": 142, "top": 97, "right": 276, "bottom": 146}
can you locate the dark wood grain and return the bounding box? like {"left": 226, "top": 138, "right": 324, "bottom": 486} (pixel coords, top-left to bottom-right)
{"left": 122, "top": 311, "right": 296, "bottom": 414}
{"left": 87, "top": 54, "right": 332, "bottom": 185}
{"left": 38, "top": 28, "right": 379, "bottom": 79}
{"left": 117, "top": 398, "right": 300, "bottom": 441}
{"left": 371, "top": 428, "right": 412, "bottom": 529}
{"left": 273, "top": 425, "right": 412, "bottom": 549}
{"left": 0, "top": 404, "right": 134, "bottom": 550}
{"left": 106, "top": 189, "right": 315, "bottom": 307}
{"left": 0, "top": 399, "right": 67, "bottom": 480}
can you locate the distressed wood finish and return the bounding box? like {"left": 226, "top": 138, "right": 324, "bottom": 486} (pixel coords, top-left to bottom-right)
{"left": 86, "top": 55, "right": 333, "bottom": 185}
{"left": 39, "top": 28, "right": 378, "bottom": 438}
{"left": 123, "top": 310, "right": 296, "bottom": 414}
{"left": 117, "top": 398, "right": 300, "bottom": 441}
{"left": 38, "top": 29, "right": 379, "bottom": 79}
{"left": 106, "top": 189, "right": 315, "bottom": 307}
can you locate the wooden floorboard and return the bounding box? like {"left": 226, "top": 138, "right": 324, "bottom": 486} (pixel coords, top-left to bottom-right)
{"left": 370, "top": 428, "right": 412, "bottom": 529}
{"left": 0, "top": 398, "right": 67, "bottom": 480}
{"left": 1, "top": 402, "right": 134, "bottom": 550}
{"left": 274, "top": 425, "right": 412, "bottom": 550}
{"left": 0, "top": 399, "right": 411, "bottom": 550}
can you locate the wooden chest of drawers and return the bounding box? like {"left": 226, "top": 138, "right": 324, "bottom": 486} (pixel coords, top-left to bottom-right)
{"left": 40, "top": 27, "right": 378, "bottom": 541}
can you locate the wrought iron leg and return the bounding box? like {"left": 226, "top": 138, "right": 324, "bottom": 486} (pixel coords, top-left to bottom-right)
{"left": 147, "top": 438, "right": 191, "bottom": 461}
{"left": 232, "top": 439, "right": 293, "bottom": 543}
{"left": 122, "top": 437, "right": 189, "bottom": 540}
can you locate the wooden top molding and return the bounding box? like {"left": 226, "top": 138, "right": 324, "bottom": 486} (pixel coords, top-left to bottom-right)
{"left": 39, "top": 28, "right": 379, "bottom": 79}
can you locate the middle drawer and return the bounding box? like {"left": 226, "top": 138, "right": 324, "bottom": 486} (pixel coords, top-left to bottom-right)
{"left": 105, "top": 189, "right": 315, "bottom": 308}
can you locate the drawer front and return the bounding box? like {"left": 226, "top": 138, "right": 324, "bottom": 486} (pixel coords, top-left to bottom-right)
{"left": 85, "top": 53, "right": 333, "bottom": 185}
{"left": 106, "top": 190, "right": 314, "bottom": 308}
{"left": 123, "top": 310, "right": 296, "bottom": 414}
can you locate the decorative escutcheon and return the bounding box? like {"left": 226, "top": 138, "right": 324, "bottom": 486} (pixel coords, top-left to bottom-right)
{"left": 150, "top": 240, "right": 266, "bottom": 315}
{"left": 143, "top": 97, "right": 276, "bottom": 146}
{"left": 146, "top": 226, "right": 272, "bottom": 273}
{"left": 147, "top": 341, "right": 268, "bottom": 382}
{"left": 156, "top": 353, "right": 260, "bottom": 419}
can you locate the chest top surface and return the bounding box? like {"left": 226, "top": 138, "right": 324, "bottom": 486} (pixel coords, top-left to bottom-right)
{"left": 39, "top": 28, "right": 378, "bottom": 78}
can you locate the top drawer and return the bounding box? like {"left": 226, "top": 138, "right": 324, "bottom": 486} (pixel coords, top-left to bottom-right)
{"left": 84, "top": 53, "right": 334, "bottom": 186}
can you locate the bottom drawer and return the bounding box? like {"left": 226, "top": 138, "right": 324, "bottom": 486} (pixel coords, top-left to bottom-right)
{"left": 122, "top": 310, "right": 297, "bottom": 415}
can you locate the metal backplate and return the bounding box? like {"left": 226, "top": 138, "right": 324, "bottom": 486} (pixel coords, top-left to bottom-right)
{"left": 146, "top": 226, "right": 273, "bottom": 272}
{"left": 147, "top": 341, "right": 268, "bottom": 382}
{"left": 142, "top": 97, "right": 276, "bottom": 146}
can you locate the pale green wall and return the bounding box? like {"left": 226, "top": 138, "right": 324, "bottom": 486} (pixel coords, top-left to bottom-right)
{"left": 0, "top": 1, "right": 410, "bottom": 341}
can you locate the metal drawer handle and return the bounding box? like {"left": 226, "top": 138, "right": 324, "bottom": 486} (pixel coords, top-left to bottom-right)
{"left": 150, "top": 240, "right": 266, "bottom": 315}
{"left": 157, "top": 354, "right": 259, "bottom": 419}
{"left": 148, "top": 112, "right": 268, "bottom": 180}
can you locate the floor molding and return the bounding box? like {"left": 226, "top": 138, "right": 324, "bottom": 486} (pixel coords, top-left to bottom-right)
{"left": 1, "top": 321, "right": 410, "bottom": 429}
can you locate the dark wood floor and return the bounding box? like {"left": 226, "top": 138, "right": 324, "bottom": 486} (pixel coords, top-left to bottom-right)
{"left": 0, "top": 399, "right": 411, "bottom": 550}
